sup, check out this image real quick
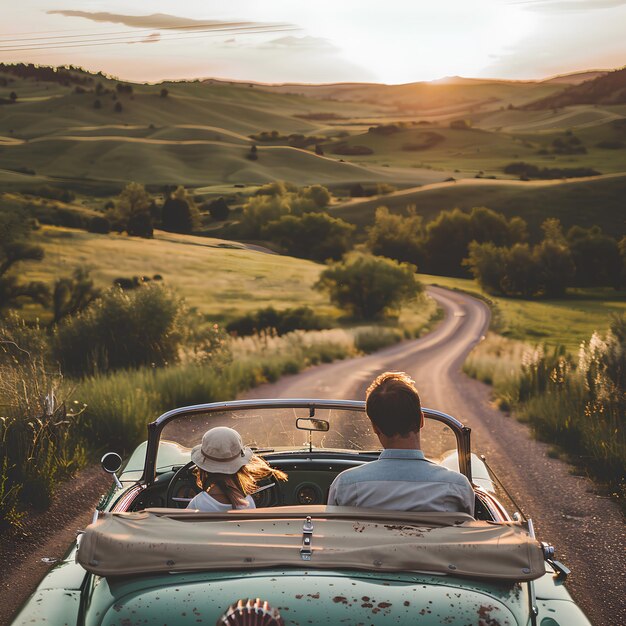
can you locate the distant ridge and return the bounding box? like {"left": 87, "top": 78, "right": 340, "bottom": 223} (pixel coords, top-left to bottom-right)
{"left": 525, "top": 66, "right": 626, "bottom": 109}
{"left": 542, "top": 70, "right": 609, "bottom": 85}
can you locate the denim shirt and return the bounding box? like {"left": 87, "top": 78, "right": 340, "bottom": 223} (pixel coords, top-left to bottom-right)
{"left": 327, "top": 449, "right": 474, "bottom": 516}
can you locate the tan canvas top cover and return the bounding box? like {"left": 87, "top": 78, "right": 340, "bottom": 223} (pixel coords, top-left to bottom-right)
{"left": 77, "top": 506, "right": 545, "bottom": 581}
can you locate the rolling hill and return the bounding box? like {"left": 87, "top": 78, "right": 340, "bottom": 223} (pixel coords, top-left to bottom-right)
{"left": 525, "top": 67, "right": 626, "bottom": 109}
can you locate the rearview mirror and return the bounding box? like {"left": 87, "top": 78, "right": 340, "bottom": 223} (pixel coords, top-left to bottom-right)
{"left": 296, "top": 418, "right": 330, "bottom": 432}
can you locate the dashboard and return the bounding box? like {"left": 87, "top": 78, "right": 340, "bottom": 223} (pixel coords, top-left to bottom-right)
{"left": 127, "top": 452, "right": 493, "bottom": 520}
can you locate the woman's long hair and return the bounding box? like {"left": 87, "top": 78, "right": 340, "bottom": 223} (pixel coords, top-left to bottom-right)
{"left": 194, "top": 455, "right": 287, "bottom": 508}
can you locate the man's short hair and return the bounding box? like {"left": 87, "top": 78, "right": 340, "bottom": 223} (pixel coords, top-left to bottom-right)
{"left": 365, "top": 371, "right": 423, "bottom": 437}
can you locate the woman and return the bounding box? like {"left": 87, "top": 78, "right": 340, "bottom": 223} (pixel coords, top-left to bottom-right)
{"left": 187, "top": 426, "right": 287, "bottom": 511}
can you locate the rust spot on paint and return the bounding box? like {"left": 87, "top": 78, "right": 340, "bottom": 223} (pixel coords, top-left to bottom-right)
{"left": 333, "top": 596, "right": 348, "bottom": 604}
{"left": 378, "top": 602, "right": 392, "bottom": 609}
{"left": 478, "top": 604, "right": 500, "bottom": 626}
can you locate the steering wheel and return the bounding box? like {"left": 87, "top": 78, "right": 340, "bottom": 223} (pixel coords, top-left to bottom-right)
{"left": 166, "top": 460, "right": 201, "bottom": 509}
{"left": 165, "top": 460, "right": 281, "bottom": 509}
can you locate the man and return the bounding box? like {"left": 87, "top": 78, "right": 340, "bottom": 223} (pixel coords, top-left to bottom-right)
{"left": 327, "top": 371, "right": 474, "bottom": 515}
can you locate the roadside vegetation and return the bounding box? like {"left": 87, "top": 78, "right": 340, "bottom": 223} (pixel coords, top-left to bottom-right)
{"left": 464, "top": 318, "right": 626, "bottom": 508}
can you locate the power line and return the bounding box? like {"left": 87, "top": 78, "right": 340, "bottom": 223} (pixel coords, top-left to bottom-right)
{"left": 0, "top": 25, "right": 297, "bottom": 54}
{"left": 0, "top": 21, "right": 291, "bottom": 44}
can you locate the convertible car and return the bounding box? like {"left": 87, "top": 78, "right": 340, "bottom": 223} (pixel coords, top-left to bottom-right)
{"left": 11, "top": 399, "right": 590, "bottom": 625}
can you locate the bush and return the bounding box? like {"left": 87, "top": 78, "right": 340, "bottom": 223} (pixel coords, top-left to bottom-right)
{"left": 206, "top": 197, "right": 230, "bottom": 221}
{"left": 161, "top": 187, "right": 198, "bottom": 233}
{"left": 367, "top": 206, "right": 425, "bottom": 266}
{"left": 316, "top": 253, "right": 422, "bottom": 320}
{"left": 262, "top": 212, "right": 355, "bottom": 261}
{"left": 52, "top": 284, "right": 183, "bottom": 376}
{"left": 226, "top": 306, "right": 329, "bottom": 337}
{"left": 87, "top": 215, "right": 111, "bottom": 234}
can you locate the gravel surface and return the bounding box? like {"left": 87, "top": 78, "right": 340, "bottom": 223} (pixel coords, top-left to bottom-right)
{"left": 1, "top": 286, "right": 623, "bottom": 625}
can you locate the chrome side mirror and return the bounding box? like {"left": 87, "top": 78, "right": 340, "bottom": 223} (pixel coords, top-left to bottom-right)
{"left": 101, "top": 452, "right": 123, "bottom": 489}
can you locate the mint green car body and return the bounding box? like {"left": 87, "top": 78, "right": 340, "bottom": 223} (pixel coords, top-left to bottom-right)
{"left": 11, "top": 399, "right": 591, "bottom": 626}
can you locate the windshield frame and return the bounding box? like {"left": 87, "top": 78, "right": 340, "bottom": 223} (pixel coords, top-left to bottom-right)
{"left": 142, "top": 399, "right": 472, "bottom": 485}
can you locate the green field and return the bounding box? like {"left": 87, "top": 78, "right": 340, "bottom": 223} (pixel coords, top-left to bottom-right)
{"left": 21, "top": 226, "right": 335, "bottom": 321}
{"left": 421, "top": 273, "right": 626, "bottom": 353}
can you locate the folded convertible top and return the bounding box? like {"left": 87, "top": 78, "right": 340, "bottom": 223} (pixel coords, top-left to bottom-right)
{"left": 77, "top": 505, "right": 545, "bottom": 581}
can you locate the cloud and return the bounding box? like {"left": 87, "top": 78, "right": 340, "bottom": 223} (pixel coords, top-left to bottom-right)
{"left": 46, "top": 10, "right": 291, "bottom": 32}
{"left": 264, "top": 36, "right": 335, "bottom": 50}
{"left": 510, "top": 0, "right": 626, "bottom": 12}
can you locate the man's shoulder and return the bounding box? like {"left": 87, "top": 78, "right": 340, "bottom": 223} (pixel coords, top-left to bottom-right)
{"left": 426, "top": 462, "right": 473, "bottom": 486}
{"left": 331, "top": 461, "right": 379, "bottom": 485}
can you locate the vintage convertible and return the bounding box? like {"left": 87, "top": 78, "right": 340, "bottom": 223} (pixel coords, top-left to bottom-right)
{"left": 11, "top": 399, "right": 591, "bottom": 625}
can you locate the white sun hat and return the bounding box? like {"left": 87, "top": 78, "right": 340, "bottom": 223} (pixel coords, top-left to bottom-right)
{"left": 190, "top": 427, "right": 253, "bottom": 474}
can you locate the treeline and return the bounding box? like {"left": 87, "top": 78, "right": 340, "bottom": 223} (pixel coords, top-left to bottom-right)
{"left": 231, "top": 181, "right": 355, "bottom": 262}
{"left": 365, "top": 205, "right": 626, "bottom": 296}
{"left": 0, "top": 62, "right": 94, "bottom": 86}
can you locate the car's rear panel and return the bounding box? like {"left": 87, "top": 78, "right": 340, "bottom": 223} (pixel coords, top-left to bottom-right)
{"left": 84, "top": 570, "right": 525, "bottom": 626}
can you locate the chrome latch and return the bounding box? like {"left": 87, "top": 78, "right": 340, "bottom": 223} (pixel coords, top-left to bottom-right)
{"left": 542, "top": 542, "right": 570, "bottom": 581}
{"left": 300, "top": 516, "right": 313, "bottom": 561}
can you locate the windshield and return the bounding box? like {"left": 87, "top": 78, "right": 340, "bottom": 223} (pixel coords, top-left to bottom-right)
{"left": 157, "top": 404, "right": 459, "bottom": 470}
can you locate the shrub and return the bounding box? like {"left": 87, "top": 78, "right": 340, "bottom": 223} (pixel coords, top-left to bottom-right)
{"left": 87, "top": 215, "right": 111, "bottom": 234}
{"left": 161, "top": 186, "right": 199, "bottom": 233}
{"left": 262, "top": 212, "right": 355, "bottom": 261}
{"left": 316, "top": 253, "right": 422, "bottom": 320}
{"left": 205, "top": 197, "right": 230, "bottom": 221}
{"left": 52, "top": 284, "right": 184, "bottom": 376}
{"left": 226, "top": 306, "right": 329, "bottom": 337}
{"left": 367, "top": 206, "right": 425, "bottom": 266}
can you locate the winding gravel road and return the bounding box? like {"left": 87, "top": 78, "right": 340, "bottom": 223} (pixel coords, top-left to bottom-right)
{"left": 243, "top": 286, "right": 625, "bottom": 626}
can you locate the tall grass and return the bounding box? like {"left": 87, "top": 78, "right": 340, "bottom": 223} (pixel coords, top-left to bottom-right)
{"left": 464, "top": 319, "right": 626, "bottom": 504}
{"left": 0, "top": 321, "right": 413, "bottom": 528}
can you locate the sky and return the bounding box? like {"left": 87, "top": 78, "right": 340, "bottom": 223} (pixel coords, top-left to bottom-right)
{"left": 0, "top": 1, "right": 625, "bottom": 84}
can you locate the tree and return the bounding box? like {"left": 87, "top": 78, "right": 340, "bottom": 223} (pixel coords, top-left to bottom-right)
{"left": 51, "top": 268, "right": 100, "bottom": 325}
{"left": 206, "top": 197, "right": 230, "bottom": 221}
{"left": 464, "top": 241, "right": 508, "bottom": 294}
{"left": 367, "top": 206, "right": 425, "bottom": 266}
{"left": 262, "top": 212, "right": 355, "bottom": 262}
{"left": 567, "top": 225, "right": 621, "bottom": 288}
{"left": 534, "top": 240, "right": 574, "bottom": 297}
{"left": 0, "top": 211, "right": 48, "bottom": 312}
{"left": 9, "top": 91, "right": 17, "bottom": 102}
{"left": 315, "top": 253, "right": 422, "bottom": 319}
{"left": 423, "top": 207, "right": 527, "bottom": 277}
{"left": 161, "top": 186, "right": 199, "bottom": 233}
{"left": 114, "top": 101, "right": 123, "bottom": 113}
{"left": 160, "top": 88, "right": 169, "bottom": 98}
{"left": 93, "top": 99, "right": 102, "bottom": 109}
{"left": 110, "top": 182, "right": 153, "bottom": 237}
{"left": 247, "top": 144, "right": 258, "bottom": 160}
{"left": 501, "top": 243, "right": 541, "bottom": 298}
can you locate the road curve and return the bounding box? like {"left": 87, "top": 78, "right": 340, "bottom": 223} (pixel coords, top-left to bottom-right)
{"left": 244, "top": 286, "right": 624, "bottom": 626}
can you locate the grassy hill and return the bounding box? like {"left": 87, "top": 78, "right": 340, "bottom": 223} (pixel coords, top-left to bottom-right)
{"left": 331, "top": 174, "right": 626, "bottom": 239}
{"left": 20, "top": 226, "right": 333, "bottom": 321}
{"left": 525, "top": 67, "right": 626, "bottom": 109}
